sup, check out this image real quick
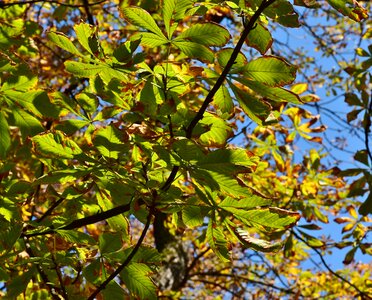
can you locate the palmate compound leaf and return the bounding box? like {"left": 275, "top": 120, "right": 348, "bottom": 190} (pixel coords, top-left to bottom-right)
{"left": 31, "top": 130, "right": 82, "bottom": 159}
{"left": 243, "top": 56, "right": 297, "bottom": 87}
{"left": 120, "top": 262, "right": 157, "bottom": 300}
{"left": 234, "top": 228, "right": 284, "bottom": 253}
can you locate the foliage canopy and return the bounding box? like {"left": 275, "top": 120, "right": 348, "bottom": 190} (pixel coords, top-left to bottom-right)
{"left": 0, "top": 0, "right": 371, "bottom": 299}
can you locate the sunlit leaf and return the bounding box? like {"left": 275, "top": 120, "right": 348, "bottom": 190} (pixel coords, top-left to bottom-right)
{"left": 246, "top": 23, "right": 273, "bottom": 55}
{"left": 48, "top": 31, "right": 82, "bottom": 56}
{"left": 121, "top": 263, "right": 157, "bottom": 300}
{"left": 122, "top": 7, "right": 166, "bottom": 38}
{"left": 243, "top": 56, "right": 297, "bottom": 87}
{"left": 31, "top": 131, "right": 83, "bottom": 159}
{"left": 174, "top": 23, "right": 230, "bottom": 46}
{"left": 206, "top": 218, "right": 230, "bottom": 262}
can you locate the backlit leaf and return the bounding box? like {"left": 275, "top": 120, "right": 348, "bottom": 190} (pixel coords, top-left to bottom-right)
{"left": 207, "top": 218, "right": 230, "bottom": 262}
{"left": 246, "top": 23, "right": 273, "bottom": 55}
{"left": 243, "top": 56, "right": 297, "bottom": 87}
{"left": 31, "top": 131, "right": 83, "bottom": 159}
{"left": 122, "top": 7, "right": 166, "bottom": 38}
{"left": 174, "top": 23, "right": 230, "bottom": 47}
{"left": 121, "top": 263, "right": 157, "bottom": 300}
{"left": 48, "top": 31, "right": 82, "bottom": 56}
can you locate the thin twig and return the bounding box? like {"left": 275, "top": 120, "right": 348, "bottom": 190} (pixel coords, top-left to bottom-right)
{"left": 87, "top": 210, "right": 153, "bottom": 299}
{"left": 292, "top": 230, "right": 372, "bottom": 299}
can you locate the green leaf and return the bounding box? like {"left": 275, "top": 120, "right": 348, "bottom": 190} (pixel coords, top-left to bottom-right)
{"left": 12, "top": 105, "right": 44, "bottom": 136}
{"left": 243, "top": 56, "right": 297, "bottom": 87}
{"left": 173, "top": 40, "right": 214, "bottom": 62}
{"left": 246, "top": 23, "right": 273, "bottom": 55}
{"left": 230, "top": 83, "right": 271, "bottom": 125}
{"left": 31, "top": 131, "right": 83, "bottom": 159}
{"left": 99, "top": 232, "right": 124, "bottom": 254}
{"left": 121, "top": 263, "right": 157, "bottom": 300}
{"left": 0, "top": 221, "right": 22, "bottom": 253}
{"left": 238, "top": 78, "right": 302, "bottom": 104}
{"left": 132, "top": 32, "right": 169, "bottom": 47}
{"left": 0, "top": 111, "right": 10, "bottom": 158}
{"left": 0, "top": 198, "right": 20, "bottom": 222}
{"left": 214, "top": 85, "right": 234, "bottom": 114}
{"left": 182, "top": 202, "right": 204, "bottom": 227}
{"left": 47, "top": 31, "right": 82, "bottom": 56}
{"left": 234, "top": 228, "right": 284, "bottom": 252}
{"left": 102, "top": 282, "right": 127, "bottom": 300}
{"left": 219, "top": 196, "right": 271, "bottom": 210}
{"left": 174, "top": 23, "right": 230, "bottom": 47}
{"left": 197, "top": 113, "right": 232, "bottom": 146}
{"left": 216, "top": 48, "right": 247, "bottom": 72}
{"left": 97, "top": 191, "right": 130, "bottom": 237}
{"left": 122, "top": 7, "right": 166, "bottom": 38}
{"left": 56, "top": 229, "right": 96, "bottom": 245}
{"left": 74, "top": 23, "right": 96, "bottom": 55}
{"left": 207, "top": 218, "right": 230, "bottom": 262}
{"left": 0, "top": 75, "right": 37, "bottom": 92}
{"left": 33, "top": 168, "right": 91, "bottom": 184}
{"left": 359, "top": 192, "right": 372, "bottom": 216}
{"left": 163, "top": 0, "right": 194, "bottom": 38}
{"left": 93, "top": 125, "right": 129, "bottom": 159}
{"left": 65, "top": 61, "right": 127, "bottom": 80}
{"left": 221, "top": 206, "right": 300, "bottom": 230}
{"left": 297, "top": 229, "right": 325, "bottom": 247}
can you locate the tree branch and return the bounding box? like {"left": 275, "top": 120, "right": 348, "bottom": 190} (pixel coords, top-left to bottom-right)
{"left": 21, "top": 202, "right": 131, "bottom": 237}
{"left": 82, "top": 0, "right": 95, "bottom": 25}
{"left": 0, "top": 0, "right": 106, "bottom": 8}
{"left": 292, "top": 230, "right": 372, "bottom": 299}
{"left": 87, "top": 210, "right": 152, "bottom": 300}
{"left": 160, "top": 0, "right": 276, "bottom": 191}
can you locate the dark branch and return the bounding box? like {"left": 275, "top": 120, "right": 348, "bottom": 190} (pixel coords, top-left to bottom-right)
{"left": 22, "top": 202, "right": 131, "bottom": 237}
{"left": 87, "top": 210, "right": 152, "bottom": 299}
{"left": 82, "top": 0, "right": 95, "bottom": 25}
